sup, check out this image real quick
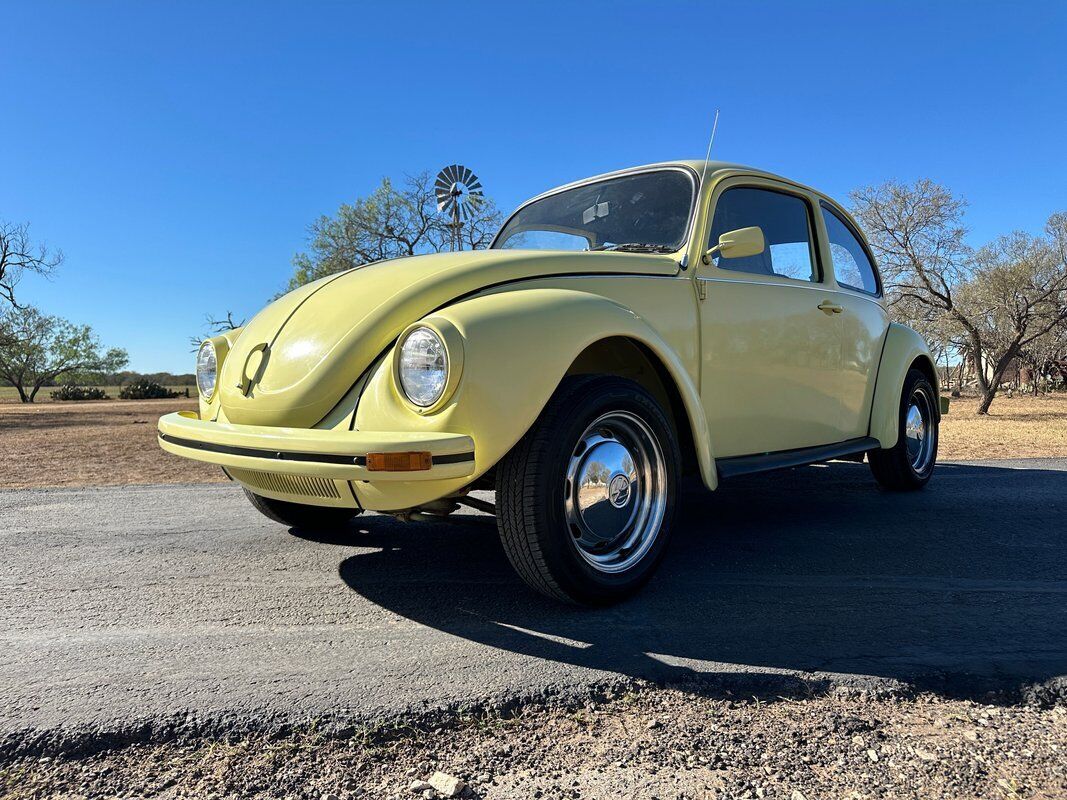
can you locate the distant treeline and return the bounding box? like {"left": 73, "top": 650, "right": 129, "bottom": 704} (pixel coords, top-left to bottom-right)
{"left": 1, "top": 370, "right": 196, "bottom": 388}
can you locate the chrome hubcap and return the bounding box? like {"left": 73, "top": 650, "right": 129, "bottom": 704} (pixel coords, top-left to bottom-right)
{"left": 564, "top": 411, "right": 667, "bottom": 574}
{"left": 905, "top": 388, "right": 936, "bottom": 473}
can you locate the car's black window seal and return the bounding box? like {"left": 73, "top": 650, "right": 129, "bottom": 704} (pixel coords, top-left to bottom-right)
{"left": 709, "top": 183, "right": 824, "bottom": 285}
{"left": 819, "top": 200, "right": 883, "bottom": 298}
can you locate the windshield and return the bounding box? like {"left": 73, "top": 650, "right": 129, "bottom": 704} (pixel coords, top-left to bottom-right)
{"left": 492, "top": 169, "right": 695, "bottom": 253}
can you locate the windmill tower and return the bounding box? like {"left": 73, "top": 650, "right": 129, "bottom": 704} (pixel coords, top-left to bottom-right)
{"left": 434, "top": 164, "right": 484, "bottom": 252}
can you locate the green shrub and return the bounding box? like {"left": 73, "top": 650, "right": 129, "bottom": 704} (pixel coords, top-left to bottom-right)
{"left": 119, "top": 379, "right": 180, "bottom": 400}
{"left": 50, "top": 384, "right": 110, "bottom": 401}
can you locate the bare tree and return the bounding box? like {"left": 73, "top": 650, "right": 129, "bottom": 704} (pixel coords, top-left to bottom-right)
{"left": 286, "top": 172, "right": 502, "bottom": 292}
{"left": 959, "top": 225, "right": 1067, "bottom": 410}
{"left": 0, "top": 306, "right": 128, "bottom": 402}
{"left": 851, "top": 180, "right": 1067, "bottom": 414}
{"left": 0, "top": 221, "right": 64, "bottom": 309}
{"left": 1019, "top": 320, "right": 1067, "bottom": 394}
{"left": 190, "top": 311, "right": 245, "bottom": 351}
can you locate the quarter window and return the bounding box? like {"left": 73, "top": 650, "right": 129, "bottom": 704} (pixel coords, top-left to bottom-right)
{"left": 708, "top": 187, "right": 818, "bottom": 282}
{"left": 821, "top": 205, "right": 879, "bottom": 295}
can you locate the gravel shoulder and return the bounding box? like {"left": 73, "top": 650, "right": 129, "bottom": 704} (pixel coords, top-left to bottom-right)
{"left": 3, "top": 687, "right": 1065, "bottom": 799}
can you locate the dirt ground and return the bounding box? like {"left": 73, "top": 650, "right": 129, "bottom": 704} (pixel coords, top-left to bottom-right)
{"left": 939, "top": 394, "right": 1067, "bottom": 461}
{"left": 3, "top": 688, "right": 1064, "bottom": 800}
{"left": 1, "top": 393, "right": 1066, "bottom": 490}
{"left": 0, "top": 398, "right": 225, "bottom": 489}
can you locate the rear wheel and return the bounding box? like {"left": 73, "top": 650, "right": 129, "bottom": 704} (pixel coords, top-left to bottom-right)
{"left": 868, "top": 368, "right": 939, "bottom": 491}
{"left": 495, "top": 376, "right": 680, "bottom": 605}
{"left": 243, "top": 489, "right": 359, "bottom": 530}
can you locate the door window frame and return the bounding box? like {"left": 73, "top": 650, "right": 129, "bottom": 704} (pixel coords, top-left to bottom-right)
{"left": 819, "top": 201, "right": 883, "bottom": 298}
{"left": 700, "top": 179, "right": 825, "bottom": 287}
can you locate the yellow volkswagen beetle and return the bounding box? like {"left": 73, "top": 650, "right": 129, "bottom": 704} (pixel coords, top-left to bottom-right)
{"left": 159, "top": 161, "right": 941, "bottom": 604}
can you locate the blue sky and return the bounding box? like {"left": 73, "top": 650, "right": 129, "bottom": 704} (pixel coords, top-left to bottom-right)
{"left": 3, "top": 1, "right": 1065, "bottom": 373}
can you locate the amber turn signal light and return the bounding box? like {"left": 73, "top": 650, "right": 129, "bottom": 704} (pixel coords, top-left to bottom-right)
{"left": 365, "top": 451, "right": 432, "bottom": 472}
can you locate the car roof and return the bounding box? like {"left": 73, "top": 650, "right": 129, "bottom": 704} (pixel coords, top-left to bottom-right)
{"left": 525, "top": 160, "right": 829, "bottom": 206}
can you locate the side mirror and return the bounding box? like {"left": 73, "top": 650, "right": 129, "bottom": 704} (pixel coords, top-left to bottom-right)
{"left": 703, "top": 226, "right": 765, "bottom": 264}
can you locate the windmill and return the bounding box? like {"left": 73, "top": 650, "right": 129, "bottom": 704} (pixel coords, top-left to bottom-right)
{"left": 435, "top": 164, "right": 484, "bottom": 251}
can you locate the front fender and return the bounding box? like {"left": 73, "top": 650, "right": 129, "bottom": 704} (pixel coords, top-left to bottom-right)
{"left": 869, "top": 323, "right": 939, "bottom": 449}
{"left": 354, "top": 287, "right": 713, "bottom": 510}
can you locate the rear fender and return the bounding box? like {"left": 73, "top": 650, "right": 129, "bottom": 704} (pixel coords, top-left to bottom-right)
{"left": 869, "top": 323, "right": 939, "bottom": 449}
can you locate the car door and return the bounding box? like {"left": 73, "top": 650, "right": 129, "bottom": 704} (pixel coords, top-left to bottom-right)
{"left": 818, "top": 202, "right": 890, "bottom": 439}
{"left": 697, "top": 182, "right": 851, "bottom": 458}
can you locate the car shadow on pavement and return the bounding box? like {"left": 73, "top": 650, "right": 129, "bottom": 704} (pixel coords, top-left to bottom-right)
{"left": 323, "top": 461, "right": 1067, "bottom": 703}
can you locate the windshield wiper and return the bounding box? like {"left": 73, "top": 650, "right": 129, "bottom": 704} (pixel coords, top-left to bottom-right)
{"left": 588, "top": 242, "right": 676, "bottom": 254}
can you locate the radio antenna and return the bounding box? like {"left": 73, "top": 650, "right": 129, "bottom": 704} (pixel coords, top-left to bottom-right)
{"left": 683, "top": 110, "right": 720, "bottom": 272}
{"left": 698, "top": 109, "right": 720, "bottom": 191}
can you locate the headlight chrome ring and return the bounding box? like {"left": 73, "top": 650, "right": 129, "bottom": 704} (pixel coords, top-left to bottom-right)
{"left": 196, "top": 340, "right": 218, "bottom": 400}
{"left": 394, "top": 320, "right": 463, "bottom": 413}
{"left": 196, "top": 336, "right": 231, "bottom": 401}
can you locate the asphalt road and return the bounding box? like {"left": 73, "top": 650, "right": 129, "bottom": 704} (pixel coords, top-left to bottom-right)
{"left": 2, "top": 459, "right": 1066, "bottom": 757}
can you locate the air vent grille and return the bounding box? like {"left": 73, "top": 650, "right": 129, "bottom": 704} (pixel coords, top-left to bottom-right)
{"left": 229, "top": 468, "right": 341, "bottom": 500}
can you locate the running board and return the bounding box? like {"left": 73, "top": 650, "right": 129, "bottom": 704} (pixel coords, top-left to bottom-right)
{"left": 716, "top": 437, "right": 880, "bottom": 480}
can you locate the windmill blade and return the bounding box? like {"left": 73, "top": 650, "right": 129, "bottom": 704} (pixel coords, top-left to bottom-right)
{"left": 434, "top": 163, "right": 486, "bottom": 237}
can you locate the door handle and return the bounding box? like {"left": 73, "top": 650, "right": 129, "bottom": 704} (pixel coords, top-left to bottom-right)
{"left": 818, "top": 300, "right": 843, "bottom": 315}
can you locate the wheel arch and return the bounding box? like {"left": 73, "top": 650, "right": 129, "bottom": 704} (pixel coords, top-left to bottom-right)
{"left": 564, "top": 336, "right": 701, "bottom": 480}
{"left": 353, "top": 287, "right": 717, "bottom": 511}
{"left": 869, "top": 323, "right": 940, "bottom": 449}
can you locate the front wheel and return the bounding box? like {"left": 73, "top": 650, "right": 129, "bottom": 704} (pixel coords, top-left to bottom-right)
{"left": 495, "top": 376, "right": 680, "bottom": 605}
{"left": 243, "top": 489, "right": 359, "bottom": 530}
{"left": 868, "top": 368, "right": 939, "bottom": 491}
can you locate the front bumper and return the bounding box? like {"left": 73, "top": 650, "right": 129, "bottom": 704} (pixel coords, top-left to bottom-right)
{"left": 157, "top": 411, "right": 476, "bottom": 483}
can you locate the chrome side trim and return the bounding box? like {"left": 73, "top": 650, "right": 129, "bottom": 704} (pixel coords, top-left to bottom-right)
{"left": 695, "top": 275, "right": 885, "bottom": 308}
{"left": 694, "top": 276, "right": 831, "bottom": 291}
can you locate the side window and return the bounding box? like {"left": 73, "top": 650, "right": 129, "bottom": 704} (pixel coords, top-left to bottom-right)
{"left": 821, "top": 205, "right": 879, "bottom": 295}
{"left": 708, "top": 187, "right": 818, "bottom": 282}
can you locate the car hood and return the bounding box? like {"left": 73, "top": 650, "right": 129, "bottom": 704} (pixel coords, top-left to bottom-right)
{"left": 218, "top": 249, "right": 679, "bottom": 427}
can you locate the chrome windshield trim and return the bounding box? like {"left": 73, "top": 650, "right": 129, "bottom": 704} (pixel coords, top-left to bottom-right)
{"left": 489, "top": 164, "right": 700, "bottom": 254}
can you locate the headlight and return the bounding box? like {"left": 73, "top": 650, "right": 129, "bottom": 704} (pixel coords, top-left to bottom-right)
{"left": 196, "top": 340, "right": 218, "bottom": 399}
{"left": 398, "top": 326, "right": 448, "bottom": 407}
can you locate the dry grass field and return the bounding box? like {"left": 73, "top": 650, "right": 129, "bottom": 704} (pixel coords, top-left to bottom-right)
{"left": 0, "top": 393, "right": 1065, "bottom": 491}
{"left": 940, "top": 393, "right": 1067, "bottom": 460}
{"left": 0, "top": 398, "right": 225, "bottom": 489}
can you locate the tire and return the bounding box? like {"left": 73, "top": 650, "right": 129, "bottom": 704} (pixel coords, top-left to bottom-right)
{"left": 495, "top": 375, "right": 680, "bottom": 605}
{"left": 243, "top": 489, "right": 359, "bottom": 530}
{"left": 868, "top": 368, "right": 939, "bottom": 491}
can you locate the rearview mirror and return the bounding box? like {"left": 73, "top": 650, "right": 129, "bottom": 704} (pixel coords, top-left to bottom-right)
{"left": 703, "top": 226, "right": 765, "bottom": 264}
